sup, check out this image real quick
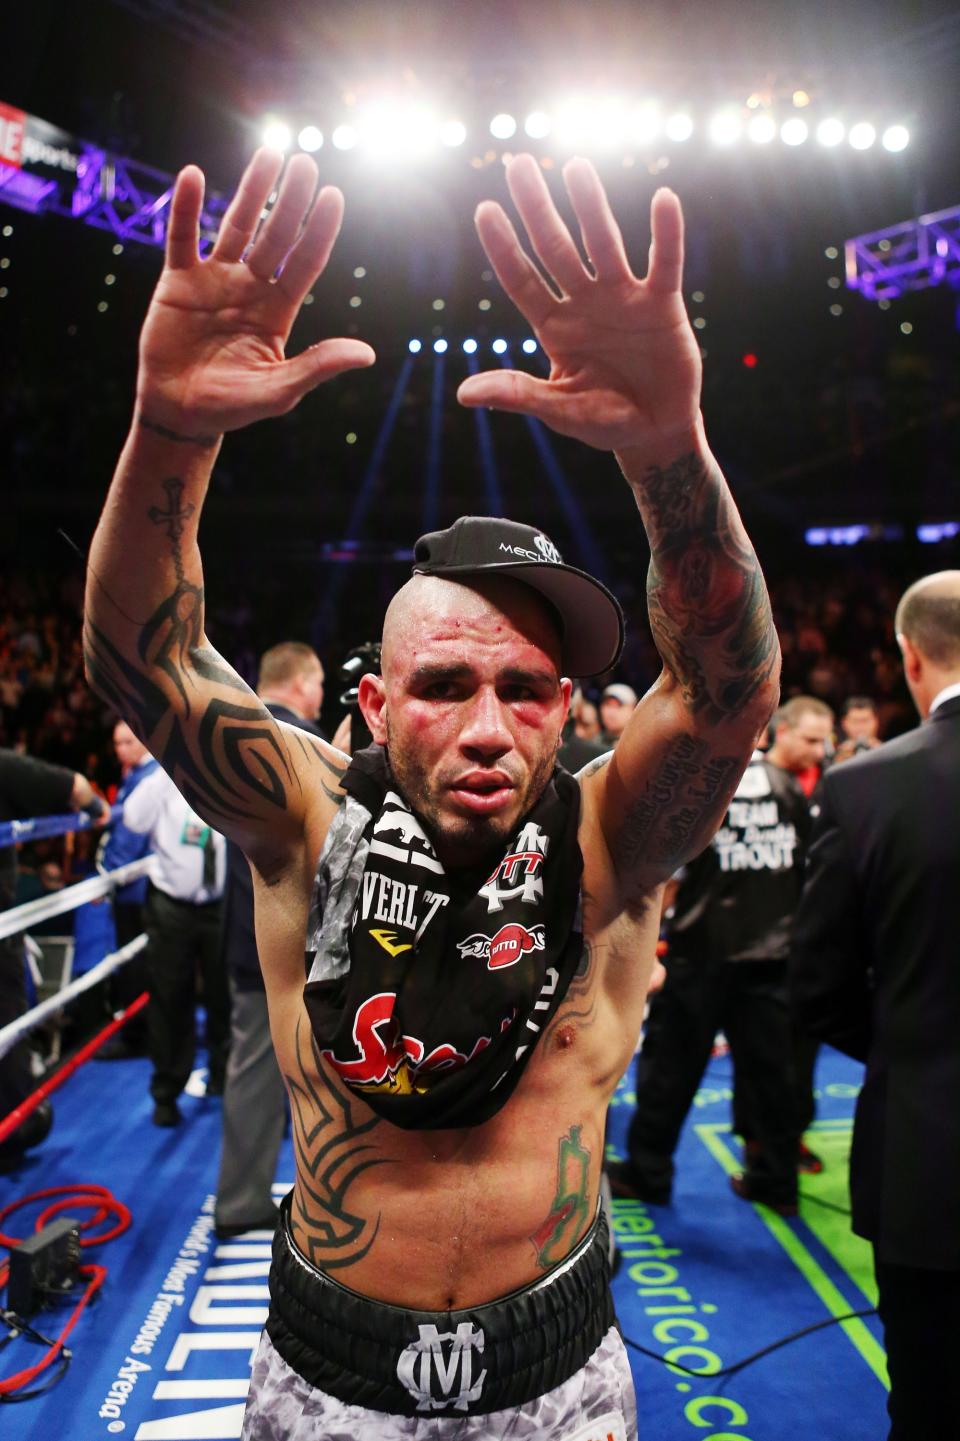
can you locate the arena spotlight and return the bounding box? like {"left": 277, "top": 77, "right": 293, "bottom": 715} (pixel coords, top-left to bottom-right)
{"left": 261, "top": 119, "right": 292, "bottom": 152}
{"left": 746, "top": 113, "right": 776, "bottom": 144}
{"left": 433, "top": 338, "right": 448, "bottom": 354}
{"left": 522, "top": 338, "right": 538, "bottom": 354}
{"left": 490, "top": 113, "right": 517, "bottom": 140}
{"left": 664, "top": 112, "right": 694, "bottom": 142}
{"left": 492, "top": 338, "right": 508, "bottom": 354}
{"left": 848, "top": 122, "right": 876, "bottom": 150}
{"left": 629, "top": 103, "right": 660, "bottom": 146}
{"left": 708, "top": 109, "right": 742, "bottom": 146}
{"left": 408, "top": 338, "right": 422, "bottom": 353}
{"left": 882, "top": 124, "right": 910, "bottom": 152}
{"left": 440, "top": 119, "right": 467, "bottom": 147}
{"left": 462, "top": 338, "right": 478, "bottom": 354}
{"left": 588, "top": 99, "right": 629, "bottom": 149}
{"left": 524, "top": 110, "right": 551, "bottom": 139}
{"left": 816, "top": 117, "right": 845, "bottom": 147}
{"left": 360, "top": 104, "right": 438, "bottom": 159}
{"left": 780, "top": 117, "right": 809, "bottom": 146}
{"left": 555, "top": 102, "right": 590, "bottom": 149}
{"left": 298, "top": 125, "right": 323, "bottom": 152}
{"left": 332, "top": 123, "right": 359, "bottom": 151}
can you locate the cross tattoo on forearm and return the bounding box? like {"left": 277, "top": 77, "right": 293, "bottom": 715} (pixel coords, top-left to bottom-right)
{"left": 149, "top": 477, "right": 196, "bottom": 583}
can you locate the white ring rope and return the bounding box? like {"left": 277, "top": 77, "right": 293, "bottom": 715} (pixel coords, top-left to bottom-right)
{"left": 0, "top": 857, "right": 157, "bottom": 941}
{"left": 0, "top": 933, "right": 149, "bottom": 1061}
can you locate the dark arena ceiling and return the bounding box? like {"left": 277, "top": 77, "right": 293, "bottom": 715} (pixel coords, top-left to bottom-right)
{"left": 1, "top": 0, "right": 958, "bottom": 580}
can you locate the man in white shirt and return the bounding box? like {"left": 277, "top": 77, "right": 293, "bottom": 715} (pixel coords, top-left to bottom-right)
{"left": 123, "top": 767, "right": 227, "bottom": 1125}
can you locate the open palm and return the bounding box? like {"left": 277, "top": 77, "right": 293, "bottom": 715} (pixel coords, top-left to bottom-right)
{"left": 138, "top": 149, "right": 374, "bottom": 436}
{"left": 457, "top": 155, "right": 702, "bottom": 454}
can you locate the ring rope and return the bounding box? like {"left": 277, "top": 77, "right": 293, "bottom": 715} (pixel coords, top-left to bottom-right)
{"left": 0, "top": 935, "right": 148, "bottom": 1062}
{"left": 0, "top": 806, "right": 122, "bottom": 850}
{"left": 0, "top": 857, "right": 155, "bottom": 943}
{"left": 0, "top": 992, "right": 149, "bottom": 1146}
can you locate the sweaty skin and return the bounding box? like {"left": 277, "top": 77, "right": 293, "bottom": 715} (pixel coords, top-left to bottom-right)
{"left": 83, "top": 146, "right": 779, "bottom": 1314}
{"left": 254, "top": 577, "right": 658, "bottom": 1307}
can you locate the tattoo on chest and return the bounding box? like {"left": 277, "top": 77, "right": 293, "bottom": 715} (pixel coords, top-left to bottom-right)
{"left": 284, "top": 1016, "right": 388, "bottom": 1271}
{"left": 530, "top": 1125, "right": 591, "bottom": 1269}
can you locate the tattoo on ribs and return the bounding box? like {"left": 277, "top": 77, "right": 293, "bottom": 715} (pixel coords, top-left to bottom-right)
{"left": 530, "top": 1125, "right": 591, "bottom": 1270}
{"left": 641, "top": 452, "right": 778, "bottom": 723}
{"left": 284, "top": 1016, "right": 388, "bottom": 1271}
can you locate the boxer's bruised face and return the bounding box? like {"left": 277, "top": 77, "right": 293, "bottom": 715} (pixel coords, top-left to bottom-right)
{"left": 360, "top": 576, "right": 572, "bottom": 867}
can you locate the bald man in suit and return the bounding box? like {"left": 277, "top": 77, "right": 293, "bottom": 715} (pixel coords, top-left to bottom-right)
{"left": 791, "top": 570, "right": 960, "bottom": 1441}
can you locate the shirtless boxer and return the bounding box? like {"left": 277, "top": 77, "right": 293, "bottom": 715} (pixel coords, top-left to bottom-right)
{"left": 83, "top": 146, "right": 779, "bottom": 1438}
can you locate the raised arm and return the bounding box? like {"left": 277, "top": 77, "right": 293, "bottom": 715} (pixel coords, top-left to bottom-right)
{"left": 84, "top": 150, "right": 374, "bottom": 863}
{"left": 458, "top": 155, "right": 779, "bottom": 897}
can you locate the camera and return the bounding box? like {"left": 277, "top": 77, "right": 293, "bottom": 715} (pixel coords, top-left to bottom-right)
{"left": 338, "top": 642, "right": 382, "bottom": 753}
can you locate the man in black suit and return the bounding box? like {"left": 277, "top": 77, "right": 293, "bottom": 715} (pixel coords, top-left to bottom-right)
{"left": 214, "top": 643, "right": 326, "bottom": 1238}
{"left": 791, "top": 570, "right": 960, "bottom": 1441}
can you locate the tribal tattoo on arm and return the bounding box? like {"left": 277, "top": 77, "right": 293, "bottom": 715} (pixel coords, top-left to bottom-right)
{"left": 284, "top": 1015, "right": 389, "bottom": 1271}
{"left": 84, "top": 472, "right": 346, "bottom": 836}
{"left": 637, "top": 452, "right": 779, "bottom": 725}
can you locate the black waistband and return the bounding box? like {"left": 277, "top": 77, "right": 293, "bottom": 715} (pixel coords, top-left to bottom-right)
{"left": 266, "top": 1192, "right": 615, "bottom": 1417}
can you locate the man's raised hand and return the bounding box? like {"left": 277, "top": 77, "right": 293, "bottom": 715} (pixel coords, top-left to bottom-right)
{"left": 456, "top": 155, "right": 702, "bottom": 456}
{"left": 137, "top": 149, "right": 375, "bottom": 439}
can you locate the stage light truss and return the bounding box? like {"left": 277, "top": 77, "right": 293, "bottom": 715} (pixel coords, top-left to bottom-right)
{"left": 0, "top": 103, "right": 227, "bottom": 253}
{"left": 845, "top": 205, "right": 960, "bottom": 301}
{"left": 261, "top": 105, "right": 911, "bottom": 160}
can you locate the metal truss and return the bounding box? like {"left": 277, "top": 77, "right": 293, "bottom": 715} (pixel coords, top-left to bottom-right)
{"left": 0, "top": 144, "right": 227, "bottom": 254}
{"left": 845, "top": 204, "right": 960, "bottom": 301}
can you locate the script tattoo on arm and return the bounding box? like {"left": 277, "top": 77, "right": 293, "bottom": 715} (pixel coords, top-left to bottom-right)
{"left": 84, "top": 474, "right": 346, "bottom": 835}
{"left": 529, "top": 1125, "right": 591, "bottom": 1270}
{"left": 284, "top": 1015, "right": 389, "bottom": 1271}
{"left": 638, "top": 452, "right": 779, "bottom": 725}
{"left": 620, "top": 738, "right": 743, "bottom": 882}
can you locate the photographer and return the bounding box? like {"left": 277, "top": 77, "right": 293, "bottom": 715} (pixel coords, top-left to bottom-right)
{"left": 831, "top": 695, "right": 883, "bottom": 766}
{"left": 332, "top": 642, "right": 382, "bottom": 756}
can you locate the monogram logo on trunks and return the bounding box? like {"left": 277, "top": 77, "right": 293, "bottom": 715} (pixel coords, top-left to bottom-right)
{"left": 396, "top": 1321, "right": 487, "bottom": 1413}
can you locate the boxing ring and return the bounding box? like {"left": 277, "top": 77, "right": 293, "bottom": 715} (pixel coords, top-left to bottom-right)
{"left": 0, "top": 807, "right": 888, "bottom": 1438}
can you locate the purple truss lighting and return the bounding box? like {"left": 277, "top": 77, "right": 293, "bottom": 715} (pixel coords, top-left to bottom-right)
{"left": 845, "top": 204, "right": 960, "bottom": 301}
{"left": 0, "top": 103, "right": 228, "bottom": 253}
{"left": 67, "top": 148, "right": 227, "bottom": 254}
{"left": 0, "top": 164, "right": 59, "bottom": 213}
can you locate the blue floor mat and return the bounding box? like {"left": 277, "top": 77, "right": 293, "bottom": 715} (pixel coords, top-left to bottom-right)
{"left": 0, "top": 1045, "right": 887, "bottom": 1438}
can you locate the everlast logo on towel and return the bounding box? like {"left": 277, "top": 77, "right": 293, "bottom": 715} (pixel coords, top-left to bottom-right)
{"left": 397, "top": 1321, "right": 487, "bottom": 1413}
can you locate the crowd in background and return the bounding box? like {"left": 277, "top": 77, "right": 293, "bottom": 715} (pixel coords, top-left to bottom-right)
{"left": 0, "top": 552, "right": 925, "bottom": 792}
